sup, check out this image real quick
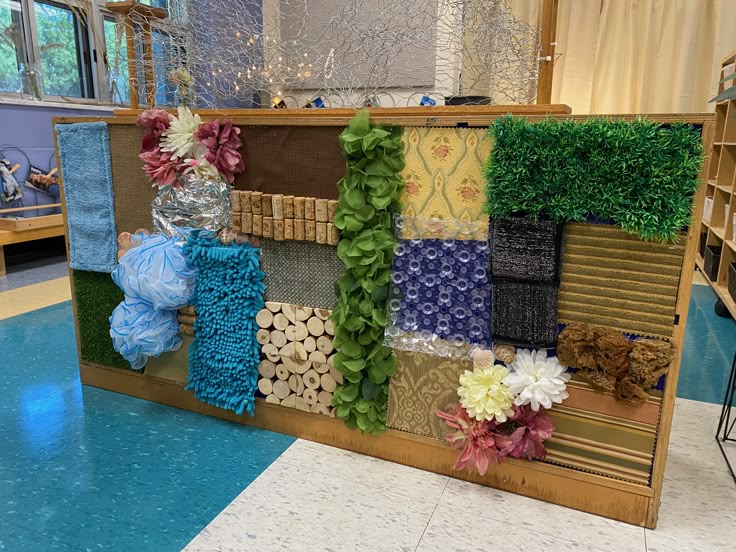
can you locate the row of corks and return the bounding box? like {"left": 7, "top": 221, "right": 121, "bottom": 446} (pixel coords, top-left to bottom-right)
{"left": 231, "top": 191, "right": 340, "bottom": 245}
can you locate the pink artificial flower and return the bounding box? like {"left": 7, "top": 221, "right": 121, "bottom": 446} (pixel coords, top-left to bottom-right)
{"left": 136, "top": 109, "right": 172, "bottom": 153}
{"left": 500, "top": 404, "right": 555, "bottom": 460}
{"left": 197, "top": 119, "right": 245, "bottom": 183}
{"left": 139, "top": 147, "right": 180, "bottom": 188}
{"left": 435, "top": 405, "right": 512, "bottom": 475}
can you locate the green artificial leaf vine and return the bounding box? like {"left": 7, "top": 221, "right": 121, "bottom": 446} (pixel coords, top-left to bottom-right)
{"left": 484, "top": 116, "right": 704, "bottom": 243}
{"left": 331, "top": 109, "right": 405, "bottom": 435}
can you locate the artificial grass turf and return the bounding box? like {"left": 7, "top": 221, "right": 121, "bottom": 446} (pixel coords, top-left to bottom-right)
{"left": 72, "top": 270, "right": 129, "bottom": 369}
{"left": 485, "top": 117, "right": 704, "bottom": 242}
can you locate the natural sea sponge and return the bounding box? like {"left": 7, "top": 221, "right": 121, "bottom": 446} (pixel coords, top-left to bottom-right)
{"left": 494, "top": 343, "right": 516, "bottom": 364}
{"left": 614, "top": 377, "right": 650, "bottom": 407}
{"left": 594, "top": 330, "right": 633, "bottom": 376}
{"left": 557, "top": 323, "right": 597, "bottom": 369}
{"left": 629, "top": 339, "right": 675, "bottom": 388}
{"left": 579, "top": 369, "right": 616, "bottom": 394}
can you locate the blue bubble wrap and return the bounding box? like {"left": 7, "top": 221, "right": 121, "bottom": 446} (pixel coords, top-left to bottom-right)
{"left": 184, "top": 232, "right": 265, "bottom": 415}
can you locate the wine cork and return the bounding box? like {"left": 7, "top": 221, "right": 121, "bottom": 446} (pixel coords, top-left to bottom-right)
{"left": 179, "top": 324, "right": 195, "bottom": 337}
{"left": 262, "top": 194, "right": 273, "bottom": 217}
{"left": 294, "top": 219, "right": 305, "bottom": 240}
{"left": 251, "top": 192, "right": 263, "bottom": 214}
{"left": 241, "top": 191, "right": 252, "bottom": 213}
{"left": 283, "top": 195, "right": 295, "bottom": 218}
{"left": 315, "top": 199, "right": 329, "bottom": 222}
{"left": 305, "top": 220, "right": 316, "bottom": 241}
{"left": 274, "top": 219, "right": 285, "bottom": 241}
{"left": 327, "top": 200, "right": 338, "bottom": 222}
{"left": 294, "top": 196, "right": 305, "bottom": 219}
{"left": 232, "top": 213, "right": 242, "bottom": 232}
{"left": 263, "top": 216, "right": 274, "bottom": 238}
{"left": 242, "top": 212, "right": 253, "bottom": 234}
{"left": 305, "top": 197, "right": 316, "bottom": 220}
{"left": 316, "top": 222, "right": 327, "bottom": 244}
{"left": 327, "top": 223, "right": 339, "bottom": 245}
{"left": 231, "top": 190, "right": 241, "bottom": 212}
{"left": 284, "top": 219, "right": 294, "bottom": 240}
{"left": 253, "top": 214, "right": 263, "bottom": 235}
{"left": 272, "top": 194, "right": 284, "bottom": 220}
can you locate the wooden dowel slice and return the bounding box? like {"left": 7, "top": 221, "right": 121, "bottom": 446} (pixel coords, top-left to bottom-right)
{"left": 318, "top": 390, "right": 333, "bottom": 407}
{"left": 288, "top": 374, "right": 305, "bottom": 396}
{"left": 303, "top": 369, "right": 320, "bottom": 390}
{"left": 256, "top": 328, "right": 271, "bottom": 345}
{"left": 309, "top": 350, "right": 327, "bottom": 365}
{"left": 315, "top": 198, "right": 328, "bottom": 222}
{"left": 324, "top": 319, "right": 335, "bottom": 336}
{"left": 307, "top": 317, "right": 325, "bottom": 336}
{"left": 316, "top": 222, "right": 327, "bottom": 244}
{"left": 327, "top": 200, "right": 338, "bottom": 222}
{"left": 320, "top": 373, "right": 337, "bottom": 392}
{"left": 283, "top": 195, "right": 295, "bottom": 218}
{"left": 329, "top": 365, "right": 344, "bottom": 384}
{"left": 317, "top": 335, "right": 334, "bottom": 355}
{"left": 266, "top": 301, "right": 282, "bottom": 313}
{"left": 271, "top": 194, "right": 284, "bottom": 220}
{"left": 294, "top": 396, "right": 310, "bottom": 412}
{"left": 253, "top": 214, "right": 263, "bottom": 236}
{"left": 256, "top": 309, "right": 274, "bottom": 328}
{"left": 283, "top": 356, "right": 311, "bottom": 375}
{"left": 259, "top": 360, "right": 276, "bottom": 379}
{"left": 270, "top": 330, "right": 287, "bottom": 348}
{"left": 295, "top": 306, "right": 313, "bottom": 321}
{"left": 263, "top": 343, "right": 280, "bottom": 363}
{"left": 275, "top": 363, "right": 290, "bottom": 381}
{"left": 294, "top": 196, "right": 305, "bottom": 218}
{"left": 262, "top": 217, "right": 273, "bottom": 238}
{"left": 314, "top": 308, "right": 331, "bottom": 320}
{"left": 265, "top": 393, "right": 280, "bottom": 404}
{"left": 329, "top": 408, "right": 337, "bottom": 418}
{"left": 327, "top": 354, "right": 335, "bottom": 368}
{"left": 251, "top": 191, "right": 263, "bottom": 214}
{"left": 282, "top": 303, "right": 296, "bottom": 324}
{"left": 303, "top": 336, "right": 316, "bottom": 353}
{"left": 241, "top": 212, "right": 253, "bottom": 234}
{"left": 273, "top": 219, "right": 285, "bottom": 241}
{"left": 258, "top": 378, "right": 273, "bottom": 395}
{"left": 311, "top": 403, "right": 330, "bottom": 415}
{"left": 303, "top": 388, "right": 318, "bottom": 405}
{"left": 286, "top": 321, "right": 308, "bottom": 342}
{"left": 304, "top": 197, "right": 316, "bottom": 220}
{"left": 272, "top": 379, "right": 290, "bottom": 399}
{"left": 241, "top": 191, "right": 252, "bottom": 213}
{"left": 262, "top": 194, "right": 273, "bottom": 217}
{"left": 281, "top": 393, "right": 297, "bottom": 408}
{"left": 313, "top": 361, "right": 329, "bottom": 375}
{"left": 231, "top": 190, "right": 241, "bottom": 212}
{"left": 273, "top": 313, "right": 289, "bottom": 331}
{"left": 284, "top": 219, "right": 294, "bottom": 240}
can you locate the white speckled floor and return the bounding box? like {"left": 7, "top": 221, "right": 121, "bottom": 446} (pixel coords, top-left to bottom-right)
{"left": 184, "top": 398, "right": 736, "bottom": 552}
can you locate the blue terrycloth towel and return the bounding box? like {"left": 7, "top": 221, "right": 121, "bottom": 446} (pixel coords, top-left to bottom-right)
{"left": 56, "top": 122, "right": 117, "bottom": 272}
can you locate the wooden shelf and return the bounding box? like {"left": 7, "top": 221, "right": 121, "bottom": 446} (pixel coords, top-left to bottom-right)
{"left": 696, "top": 257, "right": 736, "bottom": 318}
{"left": 716, "top": 183, "right": 733, "bottom": 193}
{"left": 712, "top": 225, "right": 725, "bottom": 239}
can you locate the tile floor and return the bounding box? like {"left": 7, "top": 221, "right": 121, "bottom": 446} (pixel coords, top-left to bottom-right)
{"left": 0, "top": 266, "right": 735, "bottom": 551}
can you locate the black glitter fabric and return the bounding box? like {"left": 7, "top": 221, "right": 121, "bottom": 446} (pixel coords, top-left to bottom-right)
{"left": 491, "top": 217, "right": 563, "bottom": 282}
{"left": 492, "top": 279, "right": 559, "bottom": 346}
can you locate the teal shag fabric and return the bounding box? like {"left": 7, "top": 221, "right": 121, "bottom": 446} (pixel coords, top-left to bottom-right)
{"left": 184, "top": 233, "right": 265, "bottom": 415}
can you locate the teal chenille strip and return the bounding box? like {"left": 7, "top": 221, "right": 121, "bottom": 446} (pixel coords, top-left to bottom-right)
{"left": 184, "top": 233, "right": 265, "bottom": 415}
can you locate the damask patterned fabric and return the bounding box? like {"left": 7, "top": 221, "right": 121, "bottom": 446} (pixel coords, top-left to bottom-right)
{"left": 385, "top": 238, "right": 492, "bottom": 357}
{"left": 387, "top": 349, "right": 473, "bottom": 439}
{"left": 260, "top": 239, "right": 342, "bottom": 309}
{"left": 400, "top": 127, "right": 491, "bottom": 239}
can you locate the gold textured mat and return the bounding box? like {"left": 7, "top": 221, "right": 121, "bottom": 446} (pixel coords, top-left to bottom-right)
{"left": 108, "top": 125, "right": 157, "bottom": 232}
{"left": 558, "top": 223, "right": 685, "bottom": 337}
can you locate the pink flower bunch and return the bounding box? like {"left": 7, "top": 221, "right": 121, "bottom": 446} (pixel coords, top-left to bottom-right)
{"left": 196, "top": 119, "right": 245, "bottom": 184}
{"left": 137, "top": 109, "right": 172, "bottom": 153}
{"left": 435, "top": 403, "right": 554, "bottom": 476}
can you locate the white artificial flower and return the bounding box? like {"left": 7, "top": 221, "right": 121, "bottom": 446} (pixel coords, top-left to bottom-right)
{"left": 503, "top": 349, "right": 570, "bottom": 411}
{"left": 160, "top": 106, "right": 202, "bottom": 160}
{"left": 183, "top": 157, "right": 222, "bottom": 181}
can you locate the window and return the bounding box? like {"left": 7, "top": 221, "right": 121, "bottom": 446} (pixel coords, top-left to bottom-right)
{"left": 0, "top": 0, "right": 27, "bottom": 93}
{"left": 33, "top": 1, "right": 94, "bottom": 98}
{"left": 103, "top": 15, "right": 128, "bottom": 104}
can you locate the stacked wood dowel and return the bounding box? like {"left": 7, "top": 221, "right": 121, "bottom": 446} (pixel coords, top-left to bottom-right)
{"left": 256, "top": 301, "right": 339, "bottom": 416}
{"left": 231, "top": 191, "right": 340, "bottom": 245}
{"left": 178, "top": 305, "right": 196, "bottom": 336}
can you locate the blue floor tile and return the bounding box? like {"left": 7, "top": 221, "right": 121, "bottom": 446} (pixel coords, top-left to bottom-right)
{"left": 0, "top": 302, "right": 296, "bottom": 552}
{"left": 679, "top": 284, "right": 736, "bottom": 405}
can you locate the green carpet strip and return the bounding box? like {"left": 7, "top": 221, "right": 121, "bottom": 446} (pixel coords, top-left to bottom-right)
{"left": 184, "top": 233, "right": 265, "bottom": 415}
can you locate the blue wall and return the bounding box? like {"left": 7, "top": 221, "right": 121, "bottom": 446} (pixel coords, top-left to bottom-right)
{"left": 0, "top": 103, "right": 112, "bottom": 217}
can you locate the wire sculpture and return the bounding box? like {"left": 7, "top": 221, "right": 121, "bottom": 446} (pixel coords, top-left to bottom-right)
{"left": 109, "top": 0, "right": 541, "bottom": 109}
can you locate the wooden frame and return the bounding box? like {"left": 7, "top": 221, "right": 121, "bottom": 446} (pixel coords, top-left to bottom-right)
{"left": 54, "top": 107, "right": 714, "bottom": 529}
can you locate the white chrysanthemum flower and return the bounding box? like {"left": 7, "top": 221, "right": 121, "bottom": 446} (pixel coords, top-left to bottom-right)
{"left": 503, "top": 348, "right": 570, "bottom": 411}
{"left": 183, "top": 156, "right": 221, "bottom": 181}
{"left": 457, "top": 365, "right": 514, "bottom": 423}
{"left": 161, "top": 106, "right": 201, "bottom": 160}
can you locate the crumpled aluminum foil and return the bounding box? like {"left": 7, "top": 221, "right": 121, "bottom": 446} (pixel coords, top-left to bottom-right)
{"left": 152, "top": 175, "right": 231, "bottom": 238}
